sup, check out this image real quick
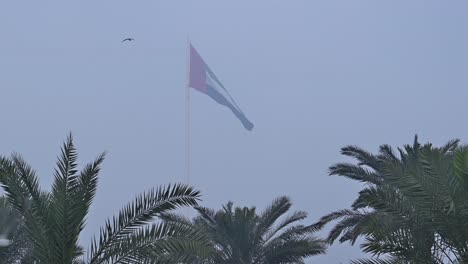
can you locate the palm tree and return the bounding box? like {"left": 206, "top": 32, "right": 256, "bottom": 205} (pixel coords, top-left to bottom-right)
{"left": 0, "top": 134, "right": 210, "bottom": 264}
{"left": 314, "top": 136, "right": 468, "bottom": 263}
{"left": 163, "top": 196, "right": 327, "bottom": 263}
{"left": 0, "top": 196, "right": 33, "bottom": 263}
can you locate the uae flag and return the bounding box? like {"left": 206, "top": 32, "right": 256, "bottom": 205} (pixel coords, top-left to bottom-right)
{"left": 189, "top": 44, "right": 254, "bottom": 131}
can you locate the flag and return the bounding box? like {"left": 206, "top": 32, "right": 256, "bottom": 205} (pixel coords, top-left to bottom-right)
{"left": 189, "top": 44, "right": 254, "bottom": 131}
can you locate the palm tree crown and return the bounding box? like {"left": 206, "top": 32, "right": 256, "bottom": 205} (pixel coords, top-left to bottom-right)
{"left": 163, "top": 196, "right": 327, "bottom": 264}
{"left": 314, "top": 136, "right": 468, "bottom": 263}
{"left": 0, "top": 134, "right": 205, "bottom": 264}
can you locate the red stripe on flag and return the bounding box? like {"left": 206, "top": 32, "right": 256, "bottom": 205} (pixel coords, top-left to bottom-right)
{"left": 189, "top": 45, "right": 207, "bottom": 93}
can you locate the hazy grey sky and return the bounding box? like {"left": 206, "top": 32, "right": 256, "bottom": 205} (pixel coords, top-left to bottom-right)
{"left": 1, "top": 1, "right": 468, "bottom": 262}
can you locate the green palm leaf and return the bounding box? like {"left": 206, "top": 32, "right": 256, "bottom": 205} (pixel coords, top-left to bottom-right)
{"left": 318, "top": 136, "right": 468, "bottom": 262}
{"left": 165, "top": 196, "right": 326, "bottom": 263}
{"left": 0, "top": 135, "right": 203, "bottom": 264}
{"left": 89, "top": 184, "right": 201, "bottom": 264}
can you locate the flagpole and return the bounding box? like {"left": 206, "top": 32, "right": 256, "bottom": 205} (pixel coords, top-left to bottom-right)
{"left": 185, "top": 38, "right": 191, "bottom": 218}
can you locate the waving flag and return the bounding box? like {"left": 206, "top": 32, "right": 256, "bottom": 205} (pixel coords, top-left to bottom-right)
{"left": 189, "top": 44, "right": 254, "bottom": 131}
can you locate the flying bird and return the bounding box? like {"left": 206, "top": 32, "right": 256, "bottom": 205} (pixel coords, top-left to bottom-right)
{"left": 121, "top": 38, "right": 134, "bottom": 43}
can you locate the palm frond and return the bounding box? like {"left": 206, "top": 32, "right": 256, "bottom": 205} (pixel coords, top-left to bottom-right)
{"left": 90, "top": 221, "right": 211, "bottom": 264}
{"left": 262, "top": 237, "right": 326, "bottom": 263}
{"left": 89, "top": 184, "right": 201, "bottom": 263}
{"left": 9, "top": 154, "right": 43, "bottom": 208}
{"left": 329, "top": 163, "right": 382, "bottom": 185}
{"left": 350, "top": 257, "right": 400, "bottom": 264}
{"left": 258, "top": 196, "right": 291, "bottom": 235}
{"left": 312, "top": 209, "right": 357, "bottom": 231}
{"left": 441, "top": 139, "right": 460, "bottom": 154}
{"left": 2, "top": 154, "right": 51, "bottom": 263}
{"left": 263, "top": 211, "right": 308, "bottom": 243}
{"left": 70, "top": 152, "right": 106, "bottom": 237}
{"left": 453, "top": 146, "right": 468, "bottom": 194}
{"left": 341, "top": 145, "right": 381, "bottom": 170}
{"left": 378, "top": 144, "right": 398, "bottom": 162}
{"left": 49, "top": 134, "right": 82, "bottom": 263}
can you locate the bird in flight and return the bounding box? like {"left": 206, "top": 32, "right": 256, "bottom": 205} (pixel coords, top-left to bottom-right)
{"left": 121, "top": 38, "right": 134, "bottom": 43}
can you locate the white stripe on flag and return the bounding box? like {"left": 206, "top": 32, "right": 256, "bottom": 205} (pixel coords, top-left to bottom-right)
{"left": 205, "top": 68, "right": 242, "bottom": 114}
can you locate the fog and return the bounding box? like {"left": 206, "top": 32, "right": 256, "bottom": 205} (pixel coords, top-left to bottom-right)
{"left": 1, "top": 1, "right": 467, "bottom": 262}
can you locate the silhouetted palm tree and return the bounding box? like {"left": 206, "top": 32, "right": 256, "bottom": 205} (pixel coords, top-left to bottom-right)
{"left": 315, "top": 136, "right": 468, "bottom": 263}
{"left": 0, "top": 134, "right": 209, "bottom": 264}
{"left": 163, "top": 196, "right": 327, "bottom": 263}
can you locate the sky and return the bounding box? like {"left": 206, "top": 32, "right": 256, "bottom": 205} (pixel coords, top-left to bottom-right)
{"left": 1, "top": 1, "right": 468, "bottom": 263}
